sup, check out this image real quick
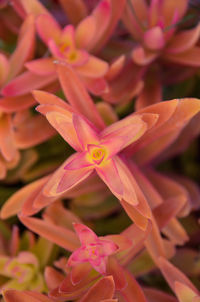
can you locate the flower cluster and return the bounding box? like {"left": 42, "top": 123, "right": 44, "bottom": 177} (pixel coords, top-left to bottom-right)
{"left": 0, "top": 0, "right": 200, "bottom": 301}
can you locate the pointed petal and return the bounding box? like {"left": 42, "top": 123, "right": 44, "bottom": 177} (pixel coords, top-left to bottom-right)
{"left": 164, "top": 47, "right": 200, "bottom": 67}
{"left": 2, "top": 71, "right": 57, "bottom": 96}
{"left": 0, "top": 175, "right": 49, "bottom": 219}
{"left": 175, "top": 282, "right": 198, "bottom": 302}
{"left": 36, "top": 14, "right": 61, "bottom": 45}
{"left": 75, "top": 16, "right": 96, "bottom": 49}
{"left": 100, "top": 115, "right": 147, "bottom": 152}
{"left": 57, "top": 164, "right": 93, "bottom": 194}
{"left": 45, "top": 267, "right": 65, "bottom": 291}
{"left": 8, "top": 15, "right": 35, "bottom": 80}
{"left": 45, "top": 111, "right": 81, "bottom": 151}
{"left": 65, "top": 152, "right": 92, "bottom": 170}
{"left": 33, "top": 90, "right": 71, "bottom": 109}
{"left": 73, "top": 223, "right": 98, "bottom": 245}
{"left": 73, "top": 113, "right": 99, "bottom": 149}
{"left": 19, "top": 215, "right": 79, "bottom": 252}
{"left": 96, "top": 158, "right": 123, "bottom": 197}
{"left": 77, "top": 55, "right": 108, "bottom": 78}
{"left": 79, "top": 276, "right": 115, "bottom": 302}
{"left": 166, "top": 24, "right": 200, "bottom": 54}
{"left": 100, "top": 239, "right": 118, "bottom": 256}
{"left": 58, "top": 0, "right": 87, "bottom": 25}
{"left": 162, "top": 0, "right": 188, "bottom": 27}
{"left": 25, "top": 57, "right": 56, "bottom": 75}
{"left": 158, "top": 257, "right": 198, "bottom": 294}
{"left": 57, "top": 64, "right": 105, "bottom": 129}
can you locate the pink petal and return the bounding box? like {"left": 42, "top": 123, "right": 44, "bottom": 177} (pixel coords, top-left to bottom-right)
{"left": 143, "top": 26, "right": 165, "bottom": 50}
{"left": 73, "top": 113, "right": 99, "bottom": 149}
{"left": 25, "top": 57, "right": 56, "bottom": 75}
{"left": 57, "top": 165, "right": 93, "bottom": 194}
{"left": 36, "top": 14, "right": 61, "bottom": 45}
{"left": 75, "top": 16, "right": 96, "bottom": 49}
{"left": 65, "top": 151, "right": 92, "bottom": 170}
{"left": 96, "top": 158, "right": 123, "bottom": 197}
{"left": 60, "top": 24, "right": 75, "bottom": 48}
{"left": 83, "top": 77, "right": 109, "bottom": 95}
{"left": 57, "top": 64, "right": 105, "bottom": 129}
{"left": 73, "top": 223, "right": 98, "bottom": 246}
{"left": 100, "top": 240, "right": 118, "bottom": 256}
{"left": 100, "top": 115, "right": 147, "bottom": 152}
{"left": 89, "top": 0, "right": 112, "bottom": 51}
{"left": 77, "top": 55, "right": 108, "bottom": 78}
{"left": 2, "top": 71, "right": 57, "bottom": 96}
{"left": 68, "top": 247, "right": 89, "bottom": 266}
{"left": 8, "top": 15, "right": 35, "bottom": 80}
{"left": 0, "top": 94, "right": 36, "bottom": 113}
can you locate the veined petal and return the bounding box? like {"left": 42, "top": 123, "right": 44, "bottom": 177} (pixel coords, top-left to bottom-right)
{"left": 77, "top": 55, "right": 109, "bottom": 78}
{"left": 163, "top": 47, "right": 200, "bottom": 67}
{"left": 57, "top": 65, "right": 105, "bottom": 129}
{"left": 96, "top": 158, "right": 123, "bottom": 197}
{"left": 73, "top": 223, "right": 98, "bottom": 245}
{"left": 25, "top": 57, "right": 56, "bottom": 75}
{"left": 65, "top": 152, "right": 92, "bottom": 170}
{"left": 100, "top": 115, "right": 147, "bottom": 152}
{"left": 36, "top": 14, "right": 61, "bottom": 45}
{"left": 57, "top": 165, "right": 94, "bottom": 194}
{"left": 46, "top": 111, "right": 81, "bottom": 151}
{"left": 73, "top": 113, "right": 99, "bottom": 149}
{"left": 75, "top": 16, "right": 96, "bottom": 49}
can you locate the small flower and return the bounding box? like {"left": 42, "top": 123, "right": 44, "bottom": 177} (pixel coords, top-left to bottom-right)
{"left": 67, "top": 223, "right": 118, "bottom": 274}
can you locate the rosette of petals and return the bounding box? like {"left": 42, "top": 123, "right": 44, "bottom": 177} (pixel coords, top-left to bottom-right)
{"left": 67, "top": 223, "right": 118, "bottom": 275}
{"left": 24, "top": 0, "right": 114, "bottom": 95}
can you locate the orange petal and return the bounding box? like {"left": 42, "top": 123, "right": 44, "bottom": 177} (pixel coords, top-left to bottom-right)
{"left": 75, "top": 16, "right": 96, "bottom": 49}
{"left": 25, "top": 57, "right": 56, "bottom": 75}
{"left": 163, "top": 47, "right": 200, "bottom": 67}
{"left": 57, "top": 64, "right": 105, "bottom": 129}
{"left": 77, "top": 55, "right": 108, "bottom": 78}
{"left": 78, "top": 276, "right": 115, "bottom": 302}
{"left": 36, "top": 14, "right": 61, "bottom": 45}
{"left": 0, "top": 114, "right": 17, "bottom": 161}
{"left": 58, "top": 0, "right": 87, "bottom": 25}
{"left": 19, "top": 215, "right": 79, "bottom": 252}
{"left": 8, "top": 15, "right": 35, "bottom": 80}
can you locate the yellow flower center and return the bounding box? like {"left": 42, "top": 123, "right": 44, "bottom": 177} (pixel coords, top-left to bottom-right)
{"left": 87, "top": 144, "right": 106, "bottom": 165}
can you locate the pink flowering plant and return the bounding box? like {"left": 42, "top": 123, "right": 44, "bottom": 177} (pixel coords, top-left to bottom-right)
{"left": 0, "top": 0, "right": 200, "bottom": 301}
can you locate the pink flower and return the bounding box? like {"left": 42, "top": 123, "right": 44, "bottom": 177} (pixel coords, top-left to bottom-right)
{"left": 67, "top": 223, "right": 118, "bottom": 274}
